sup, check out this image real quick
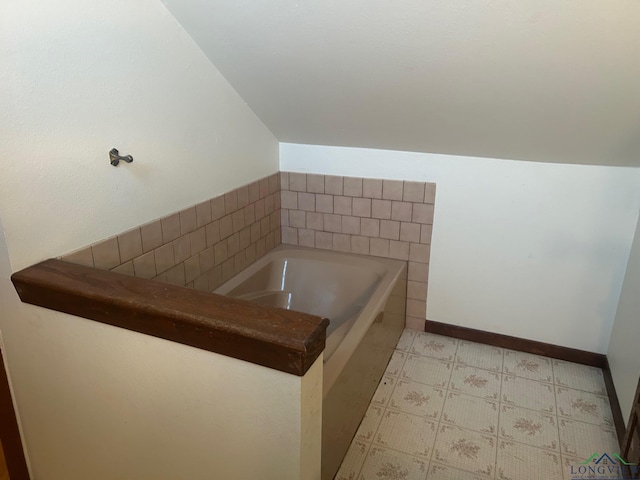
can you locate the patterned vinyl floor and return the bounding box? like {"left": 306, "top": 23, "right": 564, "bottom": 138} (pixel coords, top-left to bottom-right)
{"left": 335, "top": 329, "right": 620, "bottom": 480}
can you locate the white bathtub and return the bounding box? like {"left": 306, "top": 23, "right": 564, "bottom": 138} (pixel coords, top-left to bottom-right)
{"left": 214, "top": 245, "right": 405, "bottom": 392}
{"left": 214, "top": 245, "right": 407, "bottom": 479}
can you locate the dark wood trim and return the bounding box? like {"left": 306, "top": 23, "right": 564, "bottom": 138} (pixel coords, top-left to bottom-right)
{"left": 622, "top": 377, "right": 640, "bottom": 464}
{"left": 424, "top": 319, "right": 606, "bottom": 366}
{"left": 0, "top": 349, "right": 30, "bottom": 480}
{"left": 602, "top": 357, "right": 627, "bottom": 447}
{"left": 11, "top": 260, "right": 328, "bottom": 376}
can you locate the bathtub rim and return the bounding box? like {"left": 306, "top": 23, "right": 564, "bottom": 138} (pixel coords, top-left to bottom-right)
{"left": 214, "top": 245, "right": 407, "bottom": 395}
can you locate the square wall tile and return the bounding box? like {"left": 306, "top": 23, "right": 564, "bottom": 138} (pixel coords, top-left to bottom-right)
{"left": 403, "top": 181, "right": 425, "bottom": 202}
{"left": 400, "top": 222, "right": 421, "bottom": 243}
{"left": 298, "top": 192, "right": 315, "bottom": 212}
{"left": 363, "top": 178, "right": 383, "bottom": 199}
{"left": 179, "top": 207, "right": 197, "bottom": 235}
{"left": 334, "top": 196, "right": 352, "bottom": 215}
{"left": 333, "top": 233, "right": 351, "bottom": 252}
{"left": 211, "top": 196, "right": 225, "bottom": 220}
{"left": 289, "top": 172, "right": 307, "bottom": 192}
{"left": 343, "top": 177, "right": 363, "bottom": 197}
{"left": 370, "top": 238, "right": 390, "bottom": 257}
{"left": 195, "top": 200, "right": 212, "bottom": 227}
{"left": 371, "top": 199, "right": 392, "bottom": 220}
{"left": 391, "top": 201, "right": 412, "bottom": 222}
{"left": 92, "top": 237, "right": 120, "bottom": 270}
{"left": 133, "top": 251, "right": 156, "bottom": 279}
{"left": 298, "top": 229, "right": 315, "bottom": 248}
{"left": 382, "top": 180, "right": 404, "bottom": 201}
{"left": 140, "top": 221, "right": 163, "bottom": 253}
{"left": 361, "top": 218, "right": 380, "bottom": 237}
{"left": 413, "top": 203, "right": 435, "bottom": 224}
{"left": 315, "top": 194, "right": 333, "bottom": 213}
{"left": 325, "top": 175, "right": 343, "bottom": 195}
{"left": 161, "top": 213, "right": 181, "bottom": 243}
{"left": 315, "top": 231, "right": 332, "bottom": 250}
{"left": 281, "top": 191, "right": 298, "bottom": 210}
{"left": 306, "top": 174, "right": 324, "bottom": 193}
{"left": 154, "top": 243, "right": 175, "bottom": 274}
{"left": 380, "top": 220, "right": 400, "bottom": 240}
{"left": 351, "top": 236, "right": 370, "bottom": 255}
{"left": 306, "top": 212, "right": 323, "bottom": 230}
{"left": 352, "top": 197, "right": 372, "bottom": 217}
{"left": 342, "top": 216, "right": 361, "bottom": 235}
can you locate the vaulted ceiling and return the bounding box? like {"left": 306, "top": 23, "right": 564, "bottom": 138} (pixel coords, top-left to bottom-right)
{"left": 162, "top": 0, "right": 640, "bottom": 167}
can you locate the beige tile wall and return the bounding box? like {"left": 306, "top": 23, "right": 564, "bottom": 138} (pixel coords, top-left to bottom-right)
{"left": 61, "top": 173, "right": 282, "bottom": 292}
{"left": 280, "top": 172, "right": 435, "bottom": 330}
{"left": 60, "top": 171, "right": 434, "bottom": 329}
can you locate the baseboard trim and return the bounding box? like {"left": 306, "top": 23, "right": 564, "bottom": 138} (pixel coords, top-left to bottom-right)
{"left": 424, "top": 319, "right": 605, "bottom": 366}
{"left": 602, "top": 357, "right": 627, "bottom": 446}
{"left": 424, "top": 319, "right": 626, "bottom": 447}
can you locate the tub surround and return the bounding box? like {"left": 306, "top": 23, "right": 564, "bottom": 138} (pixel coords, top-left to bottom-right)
{"left": 280, "top": 172, "right": 434, "bottom": 330}
{"left": 60, "top": 172, "right": 282, "bottom": 292}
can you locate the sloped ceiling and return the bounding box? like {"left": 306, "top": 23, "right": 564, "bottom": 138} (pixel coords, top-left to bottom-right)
{"left": 162, "top": 0, "right": 640, "bottom": 167}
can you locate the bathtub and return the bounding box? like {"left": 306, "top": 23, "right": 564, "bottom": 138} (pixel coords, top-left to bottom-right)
{"left": 215, "top": 245, "right": 407, "bottom": 479}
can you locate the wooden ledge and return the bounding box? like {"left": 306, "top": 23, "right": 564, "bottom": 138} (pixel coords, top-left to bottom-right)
{"left": 11, "top": 260, "right": 328, "bottom": 376}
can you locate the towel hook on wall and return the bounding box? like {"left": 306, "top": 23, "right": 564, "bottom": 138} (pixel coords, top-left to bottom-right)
{"left": 109, "top": 148, "right": 133, "bottom": 167}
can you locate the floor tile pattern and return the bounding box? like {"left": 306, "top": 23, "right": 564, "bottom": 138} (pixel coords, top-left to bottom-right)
{"left": 335, "top": 329, "right": 619, "bottom": 480}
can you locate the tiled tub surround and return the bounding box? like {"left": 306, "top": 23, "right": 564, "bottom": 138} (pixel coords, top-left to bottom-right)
{"left": 60, "top": 173, "right": 282, "bottom": 291}
{"left": 280, "top": 173, "right": 435, "bottom": 330}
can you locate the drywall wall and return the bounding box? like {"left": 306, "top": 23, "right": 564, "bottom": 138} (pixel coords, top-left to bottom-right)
{"left": 3, "top": 289, "right": 322, "bottom": 479}
{"left": 608, "top": 213, "right": 640, "bottom": 424}
{"left": 0, "top": 0, "right": 285, "bottom": 477}
{"left": 0, "top": 0, "right": 278, "bottom": 271}
{"left": 281, "top": 143, "right": 640, "bottom": 353}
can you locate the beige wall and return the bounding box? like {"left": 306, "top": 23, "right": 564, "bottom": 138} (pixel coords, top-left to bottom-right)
{"left": 608, "top": 212, "right": 640, "bottom": 425}
{"left": 1, "top": 0, "right": 279, "bottom": 272}
{"left": 281, "top": 143, "right": 640, "bottom": 353}
{"left": 0, "top": 1, "right": 305, "bottom": 478}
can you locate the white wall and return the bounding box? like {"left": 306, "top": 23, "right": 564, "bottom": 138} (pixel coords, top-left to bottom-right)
{"left": 0, "top": 0, "right": 279, "bottom": 271}
{"left": 608, "top": 214, "right": 640, "bottom": 424}
{"left": 0, "top": 1, "right": 291, "bottom": 477}
{"left": 281, "top": 143, "right": 640, "bottom": 353}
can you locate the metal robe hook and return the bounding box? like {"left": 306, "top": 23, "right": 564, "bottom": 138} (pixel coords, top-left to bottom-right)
{"left": 109, "top": 148, "right": 133, "bottom": 167}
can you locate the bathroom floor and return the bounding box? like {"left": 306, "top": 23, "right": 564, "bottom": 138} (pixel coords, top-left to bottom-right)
{"left": 335, "top": 329, "right": 619, "bottom": 480}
